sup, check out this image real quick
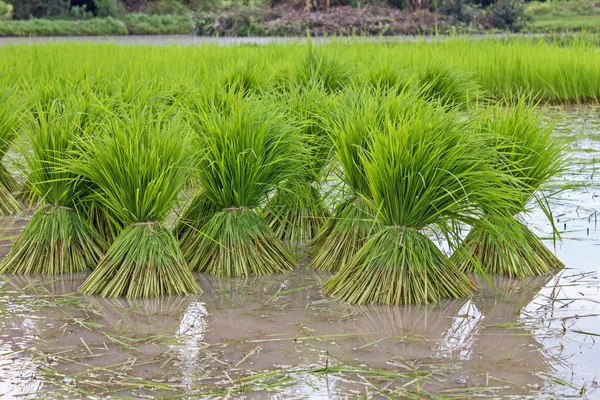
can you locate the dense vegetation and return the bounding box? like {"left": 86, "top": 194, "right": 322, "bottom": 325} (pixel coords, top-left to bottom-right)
{"left": 1, "top": 0, "right": 594, "bottom": 36}
{"left": 0, "top": 37, "right": 592, "bottom": 302}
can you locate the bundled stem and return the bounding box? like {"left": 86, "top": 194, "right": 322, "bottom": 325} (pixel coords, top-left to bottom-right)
{"left": 324, "top": 228, "right": 475, "bottom": 305}
{"left": 451, "top": 98, "right": 567, "bottom": 277}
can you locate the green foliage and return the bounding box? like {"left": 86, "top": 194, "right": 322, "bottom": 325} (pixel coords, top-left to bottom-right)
{"left": 179, "top": 94, "right": 302, "bottom": 276}
{"left": 147, "top": 0, "right": 191, "bottom": 15}
{"left": 95, "top": 0, "right": 124, "bottom": 18}
{"left": 489, "top": 0, "right": 531, "bottom": 32}
{"left": 0, "top": 1, "right": 8, "bottom": 17}
{"left": 125, "top": 12, "right": 195, "bottom": 34}
{"left": 0, "top": 99, "right": 107, "bottom": 275}
{"left": 73, "top": 105, "right": 201, "bottom": 297}
{"left": 0, "top": 17, "right": 128, "bottom": 36}
{"left": 12, "top": 0, "right": 69, "bottom": 20}
{"left": 324, "top": 100, "right": 510, "bottom": 304}
{"left": 79, "top": 224, "right": 200, "bottom": 298}
{"left": 0, "top": 89, "right": 20, "bottom": 197}
{"left": 451, "top": 99, "right": 568, "bottom": 277}
{"left": 419, "top": 64, "right": 482, "bottom": 107}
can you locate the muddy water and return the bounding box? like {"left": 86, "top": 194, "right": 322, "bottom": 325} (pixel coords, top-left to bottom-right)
{"left": 0, "top": 107, "right": 599, "bottom": 399}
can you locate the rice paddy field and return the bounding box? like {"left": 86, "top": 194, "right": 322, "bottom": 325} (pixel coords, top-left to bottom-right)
{"left": 0, "top": 36, "right": 599, "bottom": 398}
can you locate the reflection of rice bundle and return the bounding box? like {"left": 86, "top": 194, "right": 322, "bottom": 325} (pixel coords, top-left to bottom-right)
{"left": 349, "top": 298, "right": 469, "bottom": 363}
{"left": 85, "top": 295, "right": 202, "bottom": 336}
{"left": 0, "top": 273, "right": 87, "bottom": 295}
{"left": 464, "top": 273, "right": 557, "bottom": 385}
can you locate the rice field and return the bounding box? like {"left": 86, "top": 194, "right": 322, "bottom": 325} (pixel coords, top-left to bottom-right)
{"left": 0, "top": 36, "right": 599, "bottom": 398}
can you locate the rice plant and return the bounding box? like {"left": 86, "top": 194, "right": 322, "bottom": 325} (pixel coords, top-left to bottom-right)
{"left": 75, "top": 106, "right": 201, "bottom": 298}
{"left": 264, "top": 86, "right": 332, "bottom": 246}
{"left": 418, "top": 64, "right": 482, "bottom": 108}
{"left": 278, "top": 41, "right": 353, "bottom": 93}
{"left": 323, "top": 101, "right": 506, "bottom": 305}
{"left": 308, "top": 87, "right": 417, "bottom": 271}
{"left": 0, "top": 100, "right": 107, "bottom": 275}
{"left": 179, "top": 94, "right": 302, "bottom": 277}
{"left": 451, "top": 99, "right": 567, "bottom": 276}
{"left": 0, "top": 89, "right": 21, "bottom": 215}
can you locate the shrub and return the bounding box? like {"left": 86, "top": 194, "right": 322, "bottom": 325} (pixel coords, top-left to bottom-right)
{"left": 146, "top": 0, "right": 190, "bottom": 14}
{"left": 488, "top": 0, "right": 531, "bottom": 32}
{"left": 12, "top": 0, "right": 69, "bottom": 20}
{"left": 95, "top": 0, "right": 124, "bottom": 18}
{"left": 125, "top": 12, "right": 195, "bottom": 34}
{"left": 0, "top": 17, "right": 128, "bottom": 36}
{"left": 0, "top": 1, "right": 8, "bottom": 17}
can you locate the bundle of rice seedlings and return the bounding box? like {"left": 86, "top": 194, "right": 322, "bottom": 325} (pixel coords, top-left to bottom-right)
{"left": 75, "top": 106, "right": 201, "bottom": 298}
{"left": 452, "top": 99, "right": 567, "bottom": 277}
{"left": 264, "top": 86, "right": 332, "bottom": 246}
{"left": 0, "top": 90, "right": 21, "bottom": 215}
{"left": 419, "top": 64, "right": 482, "bottom": 108}
{"left": 0, "top": 101, "right": 107, "bottom": 275}
{"left": 365, "top": 65, "right": 416, "bottom": 94}
{"left": 179, "top": 94, "right": 302, "bottom": 278}
{"left": 278, "top": 42, "right": 353, "bottom": 93}
{"left": 308, "top": 87, "right": 416, "bottom": 271}
{"left": 220, "top": 59, "right": 269, "bottom": 96}
{"left": 323, "top": 101, "right": 504, "bottom": 305}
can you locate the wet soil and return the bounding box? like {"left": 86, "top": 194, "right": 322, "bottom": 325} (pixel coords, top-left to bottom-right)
{"left": 0, "top": 107, "right": 599, "bottom": 399}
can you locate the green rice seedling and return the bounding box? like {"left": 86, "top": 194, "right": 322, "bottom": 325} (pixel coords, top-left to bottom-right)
{"left": 0, "top": 100, "right": 107, "bottom": 275}
{"left": 264, "top": 86, "right": 332, "bottom": 246}
{"left": 0, "top": 89, "right": 22, "bottom": 215}
{"left": 323, "top": 101, "right": 505, "bottom": 305}
{"left": 220, "top": 59, "right": 270, "bottom": 96}
{"left": 308, "top": 87, "right": 417, "bottom": 271}
{"left": 451, "top": 99, "right": 567, "bottom": 276}
{"left": 418, "top": 64, "right": 482, "bottom": 108}
{"left": 179, "top": 94, "right": 302, "bottom": 277}
{"left": 75, "top": 106, "right": 201, "bottom": 298}
{"left": 364, "top": 65, "right": 417, "bottom": 94}
{"left": 277, "top": 41, "right": 354, "bottom": 93}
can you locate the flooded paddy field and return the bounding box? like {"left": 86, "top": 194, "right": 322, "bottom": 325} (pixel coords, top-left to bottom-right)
{"left": 0, "top": 107, "right": 599, "bottom": 399}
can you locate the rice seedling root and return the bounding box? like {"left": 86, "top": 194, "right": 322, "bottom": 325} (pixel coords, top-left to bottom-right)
{"left": 0, "top": 206, "right": 107, "bottom": 275}
{"left": 183, "top": 209, "right": 297, "bottom": 278}
{"left": 452, "top": 216, "right": 564, "bottom": 277}
{"left": 79, "top": 223, "right": 201, "bottom": 298}
{"left": 323, "top": 227, "right": 476, "bottom": 305}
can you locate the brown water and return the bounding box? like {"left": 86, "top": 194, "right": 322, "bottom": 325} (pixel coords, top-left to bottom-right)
{"left": 0, "top": 107, "right": 599, "bottom": 399}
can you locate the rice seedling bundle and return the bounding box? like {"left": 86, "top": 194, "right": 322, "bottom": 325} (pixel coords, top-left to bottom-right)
{"left": 323, "top": 101, "right": 507, "bottom": 305}
{"left": 75, "top": 106, "right": 201, "bottom": 298}
{"left": 0, "top": 89, "right": 22, "bottom": 215}
{"left": 418, "top": 64, "right": 482, "bottom": 108}
{"left": 264, "top": 86, "right": 332, "bottom": 245}
{"left": 451, "top": 99, "right": 567, "bottom": 277}
{"left": 0, "top": 100, "right": 107, "bottom": 275}
{"left": 179, "top": 94, "right": 302, "bottom": 277}
{"left": 308, "top": 87, "right": 417, "bottom": 271}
